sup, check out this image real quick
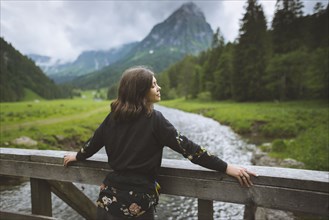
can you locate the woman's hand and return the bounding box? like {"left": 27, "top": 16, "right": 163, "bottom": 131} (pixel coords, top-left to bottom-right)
{"left": 100, "top": 183, "right": 106, "bottom": 191}
{"left": 63, "top": 153, "right": 77, "bottom": 167}
{"left": 226, "top": 164, "right": 258, "bottom": 187}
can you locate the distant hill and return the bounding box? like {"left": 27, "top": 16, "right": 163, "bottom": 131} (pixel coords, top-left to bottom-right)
{"left": 0, "top": 37, "right": 67, "bottom": 102}
{"left": 28, "top": 42, "right": 138, "bottom": 83}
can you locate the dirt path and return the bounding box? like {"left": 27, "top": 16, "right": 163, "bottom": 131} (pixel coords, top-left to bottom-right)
{"left": 1, "top": 106, "right": 109, "bottom": 132}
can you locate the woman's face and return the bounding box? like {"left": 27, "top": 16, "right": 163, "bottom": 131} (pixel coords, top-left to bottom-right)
{"left": 146, "top": 76, "right": 161, "bottom": 104}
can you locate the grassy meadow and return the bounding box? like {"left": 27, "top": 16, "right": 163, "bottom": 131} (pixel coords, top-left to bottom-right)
{"left": 160, "top": 99, "right": 328, "bottom": 171}
{"left": 0, "top": 94, "right": 328, "bottom": 171}
{"left": 0, "top": 91, "right": 110, "bottom": 151}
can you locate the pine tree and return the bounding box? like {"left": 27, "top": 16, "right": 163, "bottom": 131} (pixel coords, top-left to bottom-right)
{"left": 265, "top": 49, "right": 308, "bottom": 100}
{"left": 203, "top": 28, "right": 225, "bottom": 94}
{"left": 232, "top": 0, "right": 269, "bottom": 101}
{"left": 271, "top": 0, "right": 304, "bottom": 54}
{"left": 212, "top": 43, "right": 234, "bottom": 100}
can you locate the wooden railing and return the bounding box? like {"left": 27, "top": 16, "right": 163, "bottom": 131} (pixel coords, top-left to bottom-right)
{"left": 0, "top": 148, "right": 328, "bottom": 220}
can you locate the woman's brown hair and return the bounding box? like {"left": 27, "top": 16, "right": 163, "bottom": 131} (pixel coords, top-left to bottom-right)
{"left": 110, "top": 66, "right": 154, "bottom": 121}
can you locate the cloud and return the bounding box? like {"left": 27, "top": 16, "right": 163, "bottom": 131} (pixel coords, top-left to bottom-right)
{"left": 0, "top": 0, "right": 325, "bottom": 62}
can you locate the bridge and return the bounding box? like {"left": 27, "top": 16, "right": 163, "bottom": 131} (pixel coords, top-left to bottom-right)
{"left": 0, "top": 148, "right": 328, "bottom": 219}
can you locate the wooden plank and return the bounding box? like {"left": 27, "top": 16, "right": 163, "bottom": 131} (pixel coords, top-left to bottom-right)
{"left": 1, "top": 148, "right": 328, "bottom": 193}
{"left": 0, "top": 159, "right": 109, "bottom": 185}
{"left": 198, "top": 199, "right": 213, "bottom": 220}
{"left": 157, "top": 175, "right": 329, "bottom": 216}
{"left": 30, "top": 178, "right": 52, "bottom": 217}
{"left": 0, "top": 210, "right": 57, "bottom": 220}
{"left": 1, "top": 159, "right": 328, "bottom": 216}
{"left": 48, "top": 180, "right": 97, "bottom": 220}
{"left": 160, "top": 159, "right": 329, "bottom": 193}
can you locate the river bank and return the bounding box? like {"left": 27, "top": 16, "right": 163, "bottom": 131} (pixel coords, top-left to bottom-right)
{"left": 159, "top": 99, "right": 328, "bottom": 171}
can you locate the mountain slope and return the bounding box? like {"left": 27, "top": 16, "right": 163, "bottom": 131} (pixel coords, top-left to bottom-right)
{"left": 28, "top": 42, "right": 138, "bottom": 83}
{"left": 0, "top": 37, "right": 66, "bottom": 102}
{"left": 136, "top": 2, "right": 213, "bottom": 54}
{"left": 73, "top": 2, "right": 214, "bottom": 89}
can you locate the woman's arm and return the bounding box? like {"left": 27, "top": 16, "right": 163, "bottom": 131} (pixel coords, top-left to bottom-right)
{"left": 63, "top": 115, "right": 108, "bottom": 166}
{"left": 153, "top": 111, "right": 257, "bottom": 187}
{"left": 173, "top": 132, "right": 257, "bottom": 187}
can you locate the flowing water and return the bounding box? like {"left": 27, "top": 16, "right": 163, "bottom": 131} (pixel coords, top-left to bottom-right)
{"left": 0, "top": 105, "right": 255, "bottom": 219}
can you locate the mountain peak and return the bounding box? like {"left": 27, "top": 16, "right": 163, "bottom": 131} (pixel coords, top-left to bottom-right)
{"left": 137, "top": 2, "right": 212, "bottom": 55}
{"left": 178, "top": 2, "right": 204, "bottom": 17}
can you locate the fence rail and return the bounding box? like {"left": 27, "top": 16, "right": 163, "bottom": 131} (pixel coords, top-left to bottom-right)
{"left": 0, "top": 148, "right": 328, "bottom": 219}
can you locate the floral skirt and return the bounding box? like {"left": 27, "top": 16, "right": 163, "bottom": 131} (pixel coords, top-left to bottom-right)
{"left": 96, "top": 184, "right": 159, "bottom": 218}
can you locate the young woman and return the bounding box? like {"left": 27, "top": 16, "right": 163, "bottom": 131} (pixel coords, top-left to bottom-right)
{"left": 63, "top": 66, "right": 257, "bottom": 219}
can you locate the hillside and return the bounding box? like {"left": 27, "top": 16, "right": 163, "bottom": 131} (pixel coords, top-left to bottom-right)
{"left": 71, "top": 2, "right": 214, "bottom": 89}
{"left": 28, "top": 42, "right": 138, "bottom": 83}
{"left": 0, "top": 37, "right": 67, "bottom": 102}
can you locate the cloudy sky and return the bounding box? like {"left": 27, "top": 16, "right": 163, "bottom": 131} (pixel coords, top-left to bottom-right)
{"left": 1, "top": 0, "right": 326, "bottom": 63}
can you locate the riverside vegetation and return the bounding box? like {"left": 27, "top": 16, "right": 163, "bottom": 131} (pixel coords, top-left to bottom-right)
{"left": 160, "top": 98, "right": 328, "bottom": 171}
{"left": 1, "top": 94, "right": 327, "bottom": 171}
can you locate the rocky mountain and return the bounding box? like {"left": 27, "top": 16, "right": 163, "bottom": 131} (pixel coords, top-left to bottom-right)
{"left": 136, "top": 2, "right": 213, "bottom": 55}
{"left": 72, "top": 2, "right": 214, "bottom": 89}
{"left": 28, "top": 42, "right": 138, "bottom": 83}
{"left": 0, "top": 37, "right": 68, "bottom": 102}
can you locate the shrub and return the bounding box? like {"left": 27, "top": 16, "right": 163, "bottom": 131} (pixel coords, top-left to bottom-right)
{"left": 272, "top": 139, "right": 287, "bottom": 152}
{"left": 197, "top": 92, "right": 212, "bottom": 101}
{"left": 288, "top": 125, "right": 329, "bottom": 171}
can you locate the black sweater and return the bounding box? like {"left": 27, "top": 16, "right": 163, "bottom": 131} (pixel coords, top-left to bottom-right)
{"left": 76, "top": 110, "right": 227, "bottom": 183}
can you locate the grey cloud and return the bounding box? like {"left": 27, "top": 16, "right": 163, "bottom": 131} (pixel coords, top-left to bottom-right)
{"left": 1, "top": 0, "right": 326, "bottom": 62}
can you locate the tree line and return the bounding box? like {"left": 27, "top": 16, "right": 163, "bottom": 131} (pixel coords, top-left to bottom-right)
{"left": 0, "top": 38, "right": 73, "bottom": 102}
{"left": 158, "top": 0, "right": 328, "bottom": 102}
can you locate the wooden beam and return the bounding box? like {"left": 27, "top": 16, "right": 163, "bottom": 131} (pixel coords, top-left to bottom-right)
{"left": 30, "top": 178, "right": 52, "bottom": 217}
{"left": 198, "top": 199, "right": 213, "bottom": 220}
{"left": 0, "top": 210, "right": 56, "bottom": 220}
{"left": 157, "top": 175, "right": 329, "bottom": 215}
{"left": 1, "top": 148, "right": 328, "bottom": 193}
{"left": 48, "top": 180, "right": 97, "bottom": 220}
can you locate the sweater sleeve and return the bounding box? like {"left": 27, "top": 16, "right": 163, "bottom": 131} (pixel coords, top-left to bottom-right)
{"left": 76, "top": 116, "right": 107, "bottom": 161}
{"left": 153, "top": 111, "right": 227, "bottom": 173}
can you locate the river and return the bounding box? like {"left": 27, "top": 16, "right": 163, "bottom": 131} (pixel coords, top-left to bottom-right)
{"left": 0, "top": 105, "right": 255, "bottom": 219}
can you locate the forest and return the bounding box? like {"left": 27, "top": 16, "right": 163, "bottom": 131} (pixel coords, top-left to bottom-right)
{"left": 157, "top": 0, "right": 328, "bottom": 102}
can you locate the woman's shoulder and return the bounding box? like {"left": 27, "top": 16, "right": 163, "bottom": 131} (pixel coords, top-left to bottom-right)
{"left": 103, "top": 112, "right": 114, "bottom": 124}
{"left": 152, "top": 109, "right": 165, "bottom": 119}
{"left": 151, "top": 109, "right": 172, "bottom": 125}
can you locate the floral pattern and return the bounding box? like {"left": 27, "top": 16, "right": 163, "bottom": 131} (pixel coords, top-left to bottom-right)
{"left": 175, "top": 131, "right": 207, "bottom": 161}
{"left": 96, "top": 184, "right": 158, "bottom": 218}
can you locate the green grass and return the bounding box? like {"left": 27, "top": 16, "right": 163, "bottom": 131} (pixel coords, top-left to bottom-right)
{"left": 1, "top": 96, "right": 328, "bottom": 171}
{"left": 159, "top": 99, "right": 329, "bottom": 171}
{"left": 0, "top": 96, "right": 110, "bottom": 151}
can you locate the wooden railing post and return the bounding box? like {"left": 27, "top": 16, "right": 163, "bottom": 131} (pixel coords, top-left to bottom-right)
{"left": 30, "top": 178, "right": 52, "bottom": 217}
{"left": 198, "top": 199, "right": 213, "bottom": 220}
{"left": 243, "top": 203, "right": 256, "bottom": 220}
